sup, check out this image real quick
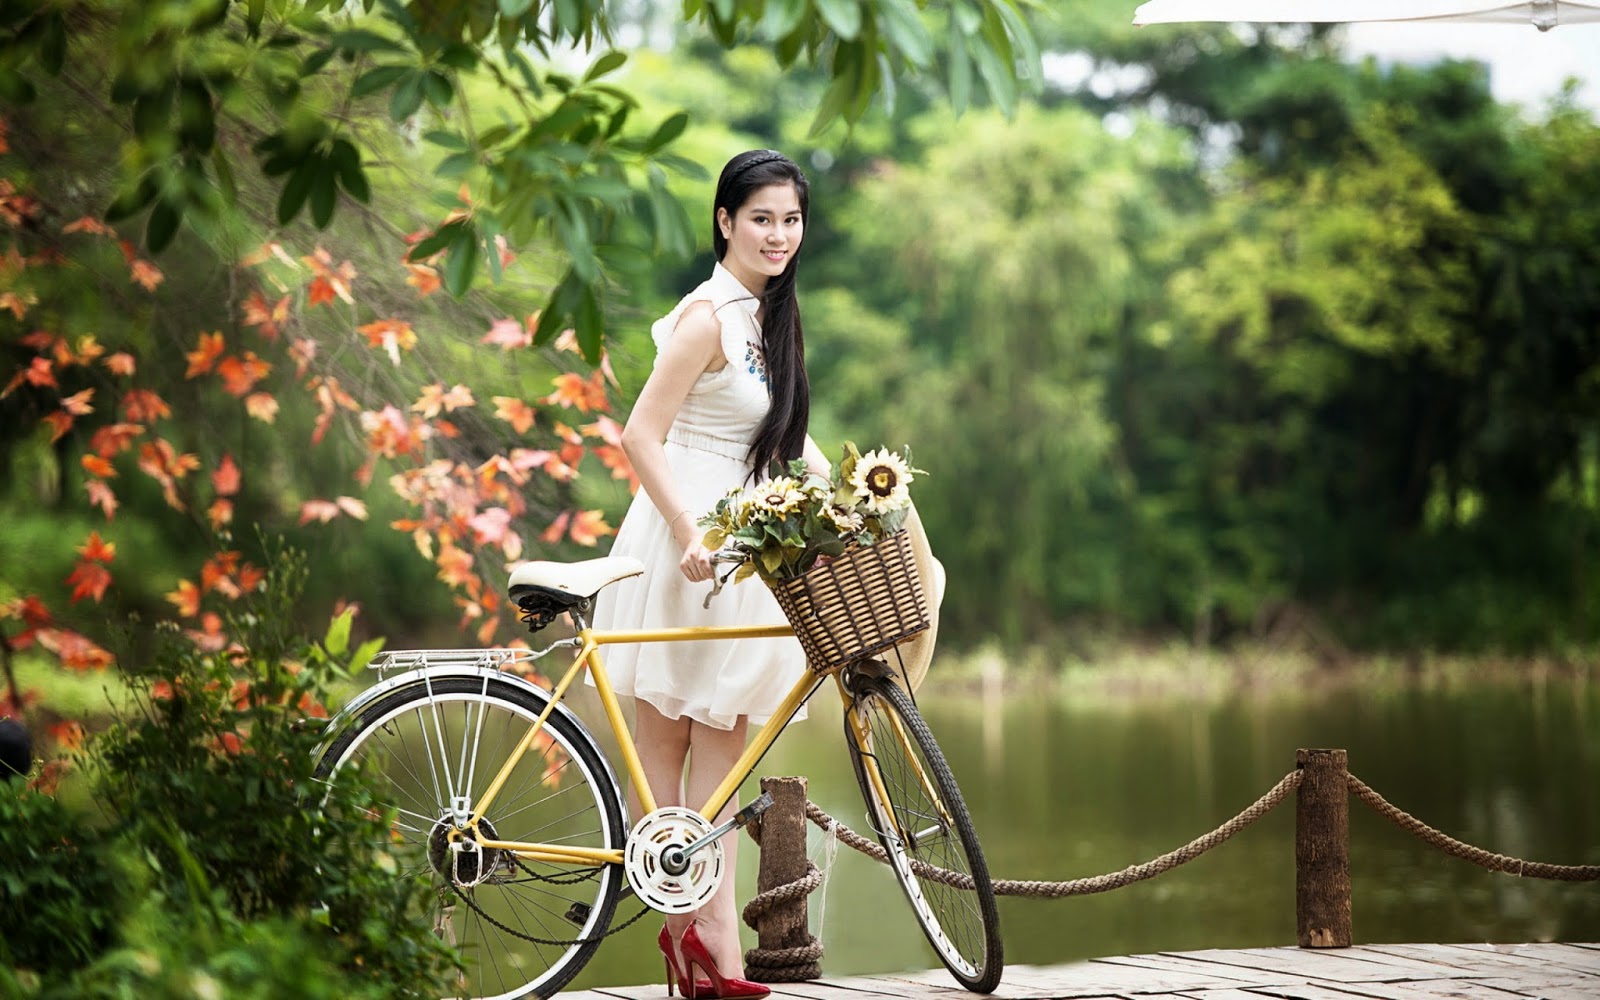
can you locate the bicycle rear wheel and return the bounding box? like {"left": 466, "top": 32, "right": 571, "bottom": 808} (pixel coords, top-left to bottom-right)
{"left": 844, "top": 669, "right": 1002, "bottom": 992}
{"left": 315, "top": 675, "right": 627, "bottom": 1000}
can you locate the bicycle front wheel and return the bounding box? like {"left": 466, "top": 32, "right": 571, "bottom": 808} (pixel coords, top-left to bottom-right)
{"left": 844, "top": 670, "right": 1002, "bottom": 992}
{"left": 315, "top": 675, "right": 627, "bottom": 1000}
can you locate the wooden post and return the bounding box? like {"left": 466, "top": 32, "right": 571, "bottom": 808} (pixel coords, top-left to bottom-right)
{"left": 751, "top": 776, "right": 814, "bottom": 971}
{"left": 1295, "top": 748, "right": 1352, "bottom": 948}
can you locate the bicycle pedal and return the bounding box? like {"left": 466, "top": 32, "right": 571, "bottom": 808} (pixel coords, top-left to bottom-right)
{"left": 564, "top": 883, "right": 635, "bottom": 926}
{"left": 732, "top": 791, "right": 774, "bottom": 828}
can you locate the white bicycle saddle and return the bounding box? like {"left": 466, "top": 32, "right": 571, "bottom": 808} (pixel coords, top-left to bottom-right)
{"left": 507, "top": 557, "right": 644, "bottom": 601}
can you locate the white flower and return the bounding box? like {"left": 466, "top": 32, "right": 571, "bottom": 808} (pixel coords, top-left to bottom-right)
{"left": 752, "top": 476, "right": 806, "bottom": 517}
{"left": 822, "top": 505, "right": 864, "bottom": 533}
{"left": 849, "top": 449, "right": 913, "bottom": 515}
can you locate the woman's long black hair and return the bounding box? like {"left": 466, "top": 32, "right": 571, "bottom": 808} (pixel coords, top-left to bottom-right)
{"left": 713, "top": 149, "right": 811, "bottom": 481}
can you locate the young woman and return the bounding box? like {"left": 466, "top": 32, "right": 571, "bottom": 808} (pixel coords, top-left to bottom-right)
{"left": 593, "top": 149, "right": 829, "bottom": 999}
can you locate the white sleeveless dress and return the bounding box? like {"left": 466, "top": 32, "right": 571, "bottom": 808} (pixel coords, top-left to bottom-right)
{"left": 590, "top": 263, "right": 809, "bottom": 729}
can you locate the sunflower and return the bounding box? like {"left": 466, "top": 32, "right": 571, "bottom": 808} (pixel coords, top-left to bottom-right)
{"left": 849, "top": 449, "right": 913, "bottom": 514}
{"left": 751, "top": 476, "right": 806, "bottom": 518}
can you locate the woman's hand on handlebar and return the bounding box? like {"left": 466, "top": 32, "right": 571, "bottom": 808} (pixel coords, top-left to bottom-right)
{"left": 679, "top": 541, "right": 714, "bottom": 583}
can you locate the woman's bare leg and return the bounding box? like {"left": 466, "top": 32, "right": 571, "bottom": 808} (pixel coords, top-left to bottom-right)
{"left": 633, "top": 701, "right": 698, "bottom": 958}
{"left": 683, "top": 715, "right": 752, "bottom": 976}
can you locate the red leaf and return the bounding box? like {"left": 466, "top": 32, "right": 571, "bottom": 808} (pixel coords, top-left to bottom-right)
{"left": 540, "top": 510, "right": 571, "bottom": 544}
{"left": 541, "top": 371, "right": 608, "bottom": 413}
{"left": 129, "top": 258, "right": 164, "bottom": 291}
{"left": 207, "top": 498, "right": 233, "bottom": 530}
{"left": 241, "top": 291, "right": 290, "bottom": 340}
{"left": 77, "top": 531, "right": 116, "bottom": 563}
{"left": 469, "top": 507, "right": 512, "bottom": 546}
{"left": 103, "top": 352, "right": 137, "bottom": 376}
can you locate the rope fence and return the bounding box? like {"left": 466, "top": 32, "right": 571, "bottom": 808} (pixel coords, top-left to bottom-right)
{"left": 741, "top": 749, "right": 1599, "bottom": 980}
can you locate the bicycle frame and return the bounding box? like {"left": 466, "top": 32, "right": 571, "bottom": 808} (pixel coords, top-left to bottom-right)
{"left": 463, "top": 621, "right": 837, "bottom": 867}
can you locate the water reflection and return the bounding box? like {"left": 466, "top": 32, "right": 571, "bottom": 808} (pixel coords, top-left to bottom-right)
{"left": 565, "top": 672, "right": 1599, "bottom": 990}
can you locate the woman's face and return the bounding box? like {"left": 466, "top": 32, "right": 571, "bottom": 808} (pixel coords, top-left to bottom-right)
{"left": 718, "top": 182, "right": 804, "bottom": 289}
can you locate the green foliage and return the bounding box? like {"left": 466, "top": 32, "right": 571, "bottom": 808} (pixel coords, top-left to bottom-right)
{"left": 0, "top": 790, "right": 130, "bottom": 979}
{"left": 0, "top": 0, "right": 1038, "bottom": 360}
{"left": 0, "top": 547, "right": 456, "bottom": 996}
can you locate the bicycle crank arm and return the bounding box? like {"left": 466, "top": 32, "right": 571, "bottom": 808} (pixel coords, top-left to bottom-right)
{"left": 660, "top": 792, "right": 773, "bottom": 875}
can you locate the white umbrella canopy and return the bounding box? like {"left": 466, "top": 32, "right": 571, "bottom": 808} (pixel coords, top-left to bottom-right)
{"left": 1132, "top": 1, "right": 1600, "bottom": 31}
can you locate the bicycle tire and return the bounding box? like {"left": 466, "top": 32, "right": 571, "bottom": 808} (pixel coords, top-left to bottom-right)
{"left": 844, "top": 671, "right": 1003, "bottom": 992}
{"left": 315, "top": 675, "right": 627, "bottom": 1000}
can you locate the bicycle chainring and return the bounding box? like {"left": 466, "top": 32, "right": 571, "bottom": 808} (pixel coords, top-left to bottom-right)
{"left": 624, "top": 807, "right": 725, "bottom": 914}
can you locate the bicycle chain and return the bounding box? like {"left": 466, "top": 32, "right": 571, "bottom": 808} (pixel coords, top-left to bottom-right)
{"left": 439, "top": 859, "right": 651, "bottom": 948}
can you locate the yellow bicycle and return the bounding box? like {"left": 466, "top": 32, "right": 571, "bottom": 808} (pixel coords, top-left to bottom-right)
{"left": 314, "top": 554, "right": 1001, "bottom": 999}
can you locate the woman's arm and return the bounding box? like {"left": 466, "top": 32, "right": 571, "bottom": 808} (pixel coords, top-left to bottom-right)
{"left": 619, "top": 301, "right": 725, "bottom": 583}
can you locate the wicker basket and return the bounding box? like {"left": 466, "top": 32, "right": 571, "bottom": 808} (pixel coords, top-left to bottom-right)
{"left": 767, "top": 529, "right": 930, "bottom": 672}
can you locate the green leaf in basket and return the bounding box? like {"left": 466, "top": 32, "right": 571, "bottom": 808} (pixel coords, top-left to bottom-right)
{"left": 702, "top": 527, "right": 727, "bottom": 549}
{"left": 760, "top": 547, "right": 783, "bottom": 575}
{"left": 734, "top": 562, "right": 756, "bottom": 583}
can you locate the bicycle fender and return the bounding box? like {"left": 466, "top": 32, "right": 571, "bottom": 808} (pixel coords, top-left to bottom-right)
{"left": 315, "top": 665, "right": 620, "bottom": 798}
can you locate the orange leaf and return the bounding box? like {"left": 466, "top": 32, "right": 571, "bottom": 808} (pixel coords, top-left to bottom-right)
{"left": 166, "top": 580, "right": 201, "bottom": 617}
{"left": 404, "top": 262, "right": 441, "bottom": 297}
{"left": 90, "top": 422, "right": 143, "bottom": 458}
{"left": 542, "top": 370, "right": 609, "bottom": 413}
{"left": 64, "top": 216, "right": 115, "bottom": 236}
{"left": 289, "top": 338, "right": 318, "bottom": 378}
{"left": 65, "top": 561, "right": 113, "bottom": 603}
{"left": 435, "top": 543, "right": 475, "bottom": 587}
{"left": 2, "top": 356, "right": 56, "bottom": 397}
{"left": 103, "top": 352, "right": 137, "bottom": 376}
{"left": 121, "top": 388, "right": 171, "bottom": 422}
{"left": 77, "top": 531, "right": 116, "bottom": 563}
{"left": 63, "top": 335, "right": 105, "bottom": 368}
{"left": 185, "top": 331, "right": 226, "bottom": 378}
{"left": 129, "top": 258, "right": 164, "bottom": 291}
{"left": 86, "top": 479, "right": 119, "bottom": 520}
{"left": 245, "top": 392, "right": 279, "bottom": 423}
{"left": 36, "top": 628, "right": 114, "bottom": 670}
{"left": 207, "top": 498, "right": 234, "bottom": 530}
{"left": 236, "top": 563, "right": 265, "bottom": 594}
{"left": 211, "top": 454, "right": 240, "bottom": 496}
{"left": 41, "top": 411, "right": 73, "bottom": 443}
{"left": 491, "top": 396, "right": 536, "bottom": 434}
{"left": 81, "top": 454, "right": 116, "bottom": 478}
{"left": 216, "top": 351, "right": 271, "bottom": 396}
{"left": 60, "top": 387, "right": 95, "bottom": 415}
{"left": 569, "top": 509, "right": 613, "bottom": 547}
{"left": 357, "top": 317, "right": 418, "bottom": 366}
{"left": 540, "top": 510, "right": 571, "bottom": 544}
{"left": 241, "top": 291, "right": 290, "bottom": 340}
{"left": 301, "top": 247, "right": 357, "bottom": 304}
{"left": 307, "top": 277, "right": 337, "bottom": 306}
{"left": 48, "top": 720, "right": 85, "bottom": 751}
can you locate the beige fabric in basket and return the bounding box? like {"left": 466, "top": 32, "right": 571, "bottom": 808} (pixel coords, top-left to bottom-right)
{"left": 891, "top": 503, "right": 944, "bottom": 693}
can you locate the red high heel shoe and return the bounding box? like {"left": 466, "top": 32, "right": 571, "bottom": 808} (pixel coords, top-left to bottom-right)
{"left": 658, "top": 925, "right": 713, "bottom": 998}
{"left": 678, "top": 922, "right": 770, "bottom": 1000}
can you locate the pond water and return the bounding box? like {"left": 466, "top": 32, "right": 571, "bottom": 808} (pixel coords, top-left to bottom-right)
{"left": 566, "top": 669, "right": 1600, "bottom": 989}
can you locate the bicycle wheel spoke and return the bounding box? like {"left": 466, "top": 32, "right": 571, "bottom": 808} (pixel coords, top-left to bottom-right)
{"left": 316, "top": 678, "right": 625, "bottom": 1000}
{"left": 846, "top": 673, "right": 1002, "bottom": 993}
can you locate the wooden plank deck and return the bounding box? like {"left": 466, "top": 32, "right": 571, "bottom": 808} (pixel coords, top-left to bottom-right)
{"left": 563, "top": 943, "right": 1600, "bottom": 1000}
